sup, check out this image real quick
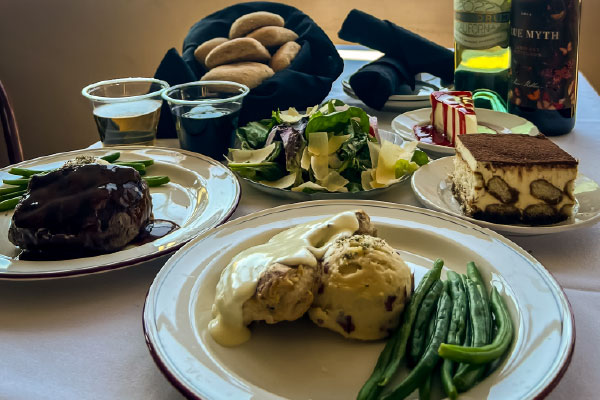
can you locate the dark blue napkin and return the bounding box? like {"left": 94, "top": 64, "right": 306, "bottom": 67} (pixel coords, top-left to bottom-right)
{"left": 339, "top": 9, "right": 454, "bottom": 110}
{"left": 154, "top": 2, "right": 343, "bottom": 138}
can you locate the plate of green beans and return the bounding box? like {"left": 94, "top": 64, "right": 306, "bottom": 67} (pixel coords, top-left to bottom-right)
{"left": 0, "top": 146, "right": 240, "bottom": 279}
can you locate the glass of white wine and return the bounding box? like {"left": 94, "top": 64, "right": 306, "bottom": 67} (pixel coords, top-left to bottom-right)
{"left": 82, "top": 77, "right": 169, "bottom": 146}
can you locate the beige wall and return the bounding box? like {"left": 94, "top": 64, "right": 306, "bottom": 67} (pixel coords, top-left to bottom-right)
{"left": 0, "top": 0, "right": 598, "bottom": 160}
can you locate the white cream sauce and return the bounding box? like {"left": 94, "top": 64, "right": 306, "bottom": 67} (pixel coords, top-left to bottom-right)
{"left": 208, "top": 211, "right": 360, "bottom": 347}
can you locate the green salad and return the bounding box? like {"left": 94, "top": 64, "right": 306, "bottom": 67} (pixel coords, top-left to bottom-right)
{"left": 228, "top": 99, "right": 429, "bottom": 193}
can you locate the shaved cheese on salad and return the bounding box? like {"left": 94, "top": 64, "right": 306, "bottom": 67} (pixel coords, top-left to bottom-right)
{"left": 311, "top": 154, "right": 329, "bottom": 180}
{"left": 229, "top": 143, "right": 278, "bottom": 163}
{"left": 301, "top": 146, "right": 311, "bottom": 170}
{"left": 328, "top": 134, "right": 351, "bottom": 154}
{"left": 259, "top": 171, "right": 298, "bottom": 189}
{"left": 291, "top": 181, "right": 327, "bottom": 192}
{"left": 318, "top": 170, "right": 349, "bottom": 192}
{"left": 308, "top": 132, "right": 328, "bottom": 156}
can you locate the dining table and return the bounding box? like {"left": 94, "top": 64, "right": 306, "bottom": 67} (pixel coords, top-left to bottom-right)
{"left": 1, "top": 46, "right": 599, "bottom": 400}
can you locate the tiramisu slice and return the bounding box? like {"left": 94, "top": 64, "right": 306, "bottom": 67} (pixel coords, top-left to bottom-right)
{"left": 430, "top": 91, "right": 478, "bottom": 145}
{"left": 452, "top": 134, "right": 578, "bottom": 225}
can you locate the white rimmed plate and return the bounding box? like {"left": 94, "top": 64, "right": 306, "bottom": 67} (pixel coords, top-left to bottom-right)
{"left": 342, "top": 73, "right": 454, "bottom": 111}
{"left": 143, "top": 200, "right": 574, "bottom": 400}
{"left": 392, "top": 108, "right": 539, "bottom": 157}
{"left": 235, "top": 130, "right": 412, "bottom": 200}
{"left": 0, "top": 146, "right": 240, "bottom": 279}
{"left": 411, "top": 157, "right": 600, "bottom": 236}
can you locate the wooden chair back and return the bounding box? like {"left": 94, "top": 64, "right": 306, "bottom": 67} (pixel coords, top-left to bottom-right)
{"left": 0, "top": 80, "right": 24, "bottom": 165}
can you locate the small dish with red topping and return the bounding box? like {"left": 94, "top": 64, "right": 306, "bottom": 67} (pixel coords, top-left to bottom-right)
{"left": 392, "top": 93, "right": 539, "bottom": 157}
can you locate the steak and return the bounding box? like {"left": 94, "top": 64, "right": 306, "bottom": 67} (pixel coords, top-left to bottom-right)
{"left": 8, "top": 163, "right": 152, "bottom": 254}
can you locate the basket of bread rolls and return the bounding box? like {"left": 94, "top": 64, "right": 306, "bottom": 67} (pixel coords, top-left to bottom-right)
{"left": 154, "top": 2, "right": 343, "bottom": 139}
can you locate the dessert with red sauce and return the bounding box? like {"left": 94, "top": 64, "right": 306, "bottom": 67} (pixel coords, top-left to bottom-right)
{"left": 414, "top": 91, "right": 478, "bottom": 147}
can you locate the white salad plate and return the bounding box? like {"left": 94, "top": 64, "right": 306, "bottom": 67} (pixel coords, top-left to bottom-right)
{"left": 0, "top": 146, "right": 240, "bottom": 279}
{"left": 392, "top": 108, "right": 539, "bottom": 157}
{"left": 143, "top": 200, "right": 574, "bottom": 400}
{"left": 238, "top": 129, "right": 412, "bottom": 200}
{"left": 412, "top": 157, "right": 600, "bottom": 236}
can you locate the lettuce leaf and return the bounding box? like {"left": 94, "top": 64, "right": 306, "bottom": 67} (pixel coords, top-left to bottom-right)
{"left": 305, "top": 105, "right": 370, "bottom": 135}
{"left": 411, "top": 149, "right": 430, "bottom": 166}
{"left": 236, "top": 120, "right": 271, "bottom": 149}
{"left": 394, "top": 159, "right": 419, "bottom": 178}
{"left": 228, "top": 161, "right": 285, "bottom": 181}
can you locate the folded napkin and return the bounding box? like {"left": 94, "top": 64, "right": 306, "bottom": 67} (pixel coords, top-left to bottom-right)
{"left": 339, "top": 9, "right": 454, "bottom": 110}
{"left": 154, "top": 1, "right": 343, "bottom": 139}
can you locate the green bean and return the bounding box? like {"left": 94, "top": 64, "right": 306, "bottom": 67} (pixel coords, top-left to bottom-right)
{"left": 124, "top": 159, "right": 154, "bottom": 166}
{"left": 8, "top": 167, "right": 47, "bottom": 177}
{"left": 452, "top": 278, "right": 488, "bottom": 390}
{"left": 410, "top": 280, "right": 444, "bottom": 364}
{"left": 464, "top": 277, "right": 487, "bottom": 347}
{"left": 467, "top": 262, "right": 491, "bottom": 342}
{"left": 418, "top": 374, "right": 432, "bottom": 400}
{"left": 0, "top": 196, "right": 21, "bottom": 211}
{"left": 441, "top": 359, "right": 458, "bottom": 400}
{"left": 3, "top": 178, "right": 30, "bottom": 186}
{"left": 143, "top": 176, "right": 170, "bottom": 187}
{"left": 381, "top": 283, "right": 452, "bottom": 400}
{"left": 113, "top": 162, "right": 146, "bottom": 172}
{"left": 440, "top": 271, "right": 466, "bottom": 399}
{"left": 0, "top": 185, "right": 28, "bottom": 195}
{"left": 453, "top": 264, "right": 492, "bottom": 389}
{"left": 357, "top": 259, "right": 444, "bottom": 400}
{"left": 0, "top": 189, "right": 26, "bottom": 201}
{"left": 100, "top": 152, "right": 121, "bottom": 163}
{"left": 446, "top": 271, "right": 468, "bottom": 345}
{"left": 454, "top": 274, "right": 472, "bottom": 378}
{"left": 439, "top": 288, "right": 513, "bottom": 365}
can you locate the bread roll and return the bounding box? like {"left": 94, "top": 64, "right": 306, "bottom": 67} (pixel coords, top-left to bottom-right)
{"left": 247, "top": 26, "right": 298, "bottom": 48}
{"left": 194, "top": 37, "right": 228, "bottom": 67}
{"left": 205, "top": 38, "right": 271, "bottom": 70}
{"left": 229, "top": 11, "right": 285, "bottom": 39}
{"left": 201, "top": 62, "right": 274, "bottom": 89}
{"left": 270, "top": 41, "right": 301, "bottom": 72}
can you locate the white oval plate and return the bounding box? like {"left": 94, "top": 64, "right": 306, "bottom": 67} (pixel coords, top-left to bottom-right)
{"left": 0, "top": 146, "right": 240, "bottom": 279}
{"left": 412, "top": 157, "right": 600, "bottom": 236}
{"left": 143, "top": 200, "right": 574, "bottom": 400}
{"left": 237, "top": 130, "right": 412, "bottom": 200}
{"left": 392, "top": 108, "right": 539, "bottom": 157}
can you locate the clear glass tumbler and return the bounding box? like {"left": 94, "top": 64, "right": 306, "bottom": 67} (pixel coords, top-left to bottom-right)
{"left": 82, "top": 77, "right": 169, "bottom": 146}
{"left": 161, "top": 81, "right": 249, "bottom": 160}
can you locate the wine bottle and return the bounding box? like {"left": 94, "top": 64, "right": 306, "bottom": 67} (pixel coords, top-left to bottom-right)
{"left": 508, "top": 0, "right": 581, "bottom": 136}
{"left": 453, "top": 0, "right": 512, "bottom": 100}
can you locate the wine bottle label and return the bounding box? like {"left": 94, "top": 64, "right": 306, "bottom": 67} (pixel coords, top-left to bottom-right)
{"left": 509, "top": 0, "right": 580, "bottom": 111}
{"left": 454, "top": 0, "right": 511, "bottom": 49}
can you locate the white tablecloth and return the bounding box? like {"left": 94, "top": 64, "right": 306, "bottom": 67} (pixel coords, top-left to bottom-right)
{"left": 2, "top": 54, "right": 600, "bottom": 399}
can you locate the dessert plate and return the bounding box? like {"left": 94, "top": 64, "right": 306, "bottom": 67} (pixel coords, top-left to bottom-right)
{"left": 0, "top": 146, "right": 240, "bottom": 279}
{"left": 236, "top": 130, "right": 412, "bottom": 200}
{"left": 143, "top": 200, "right": 574, "bottom": 400}
{"left": 392, "top": 108, "right": 539, "bottom": 157}
{"left": 412, "top": 157, "right": 600, "bottom": 236}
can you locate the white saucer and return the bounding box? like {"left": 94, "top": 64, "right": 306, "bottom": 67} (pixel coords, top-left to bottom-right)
{"left": 392, "top": 108, "right": 539, "bottom": 157}
{"left": 411, "top": 157, "right": 600, "bottom": 236}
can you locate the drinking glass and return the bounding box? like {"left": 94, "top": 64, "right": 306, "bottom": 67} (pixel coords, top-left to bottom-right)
{"left": 82, "top": 77, "right": 169, "bottom": 146}
{"left": 161, "top": 81, "right": 250, "bottom": 160}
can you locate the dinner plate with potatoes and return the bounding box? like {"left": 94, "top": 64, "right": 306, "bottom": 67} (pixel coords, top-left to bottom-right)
{"left": 194, "top": 11, "right": 302, "bottom": 89}
{"left": 143, "top": 201, "right": 574, "bottom": 400}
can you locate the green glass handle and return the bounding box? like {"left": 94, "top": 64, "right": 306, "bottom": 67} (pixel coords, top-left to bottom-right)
{"left": 472, "top": 89, "right": 507, "bottom": 113}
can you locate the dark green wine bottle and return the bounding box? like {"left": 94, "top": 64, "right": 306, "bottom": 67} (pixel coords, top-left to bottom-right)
{"left": 508, "top": 0, "right": 582, "bottom": 136}
{"left": 453, "top": 0, "right": 512, "bottom": 101}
